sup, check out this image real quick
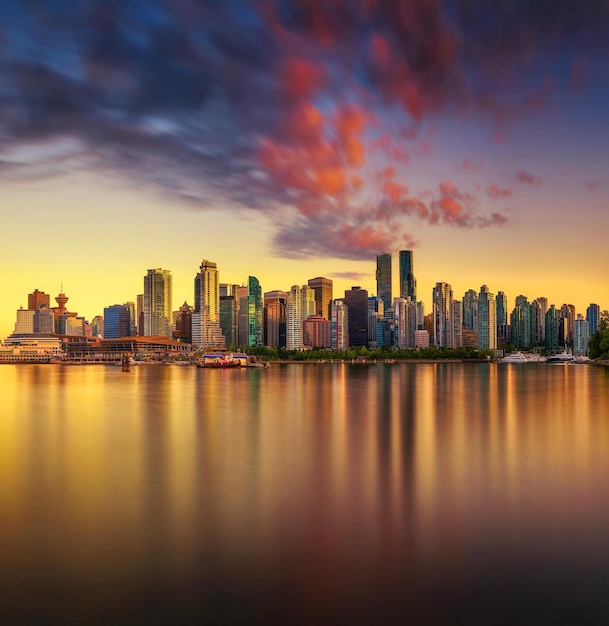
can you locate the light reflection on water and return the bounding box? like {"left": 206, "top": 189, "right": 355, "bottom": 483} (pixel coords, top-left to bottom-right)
{"left": 2, "top": 363, "right": 609, "bottom": 624}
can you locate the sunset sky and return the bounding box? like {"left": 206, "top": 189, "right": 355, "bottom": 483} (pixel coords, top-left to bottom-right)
{"left": 1, "top": 0, "right": 609, "bottom": 339}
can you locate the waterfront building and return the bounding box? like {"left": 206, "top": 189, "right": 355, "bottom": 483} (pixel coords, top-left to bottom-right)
{"left": 394, "top": 297, "right": 417, "bottom": 349}
{"left": 33, "top": 304, "right": 55, "bottom": 333}
{"left": 286, "top": 285, "right": 304, "bottom": 350}
{"left": 375, "top": 253, "right": 392, "bottom": 314}
{"left": 174, "top": 302, "right": 193, "bottom": 343}
{"left": 136, "top": 294, "right": 144, "bottom": 336}
{"left": 307, "top": 277, "right": 333, "bottom": 320}
{"left": 301, "top": 285, "right": 317, "bottom": 321}
{"left": 126, "top": 302, "right": 137, "bottom": 337}
{"left": 545, "top": 305, "right": 561, "bottom": 351}
{"left": 477, "top": 285, "right": 496, "bottom": 350}
{"left": 14, "top": 307, "right": 35, "bottom": 334}
{"left": 367, "top": 296, "right": 384, "bottom": 349}
{"left": 248, "top": 276, "right": 263, "bottom": 347}
{"left": 303, "top": 315, "right": 332, "bottom": 348}
{"left": 28, "top": 289, "right": 50, "bottom": 311}
{"left": 104, "top": 304, "right": 131, "bottom": 339}
{"left": 143, "top": 268, "right": 172, "bottom": 337}
{"left": 530, "top": 300, "right": 543, "bottom": 346}
{"left": 414, "top": 329, "right": 430, "bottom": 348}
{"left": 331, "top": 299, "right": 349, "bottom": 351}
{"left": 344, "top": 286, "right": 369, "bottom": 347}
{"left": 91, "top": 315, "right": 104, "bottom": 338}
{"left": 432, "top": 282, "right": 454, "bottom": 348}
{"left": 192, "top": 260, "right": 225, "bottom": 349}
{"left": 587, "top": 303, "right": 601, "bottom": 336}
{"left": 462, "top": 289, "right": 479, "bottom": 336}
{"left": 416, "top": 301, "right": 424, "bottom": 330}
{"left": 264, "top": 291, "right": 287, "bottom": 349}
{"left": 573, "top": 314, "right": 589, "bottom": 356}
{"left": 235, "top": 285, "right": 250, "bottom": 347}
{"left": 496, "top": 291, "right": 507, "bottom": 328}
{"left": 561, "top": 304, "right": 576, "bottom": 346}
{"left": 462, "top": 329, "right": 479, "bottom": 349}
{"left": 533, "top": 297, "right": 548, "bottom": 342}
{"left": 511, "top": 295, "right": 531, "bottom": 349}
{"left": 220, "top": 296, "right": 238, "bottom": 347}
{"left": 452, "top": 299, "right": 462, "bottom": 348}
{"left": 399, "top": 250, "right": 416, "bottom": 301}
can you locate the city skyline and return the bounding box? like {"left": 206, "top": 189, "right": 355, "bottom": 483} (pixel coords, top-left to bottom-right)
{"left": 2, "top": 2, "right": 609, "bottom": 340}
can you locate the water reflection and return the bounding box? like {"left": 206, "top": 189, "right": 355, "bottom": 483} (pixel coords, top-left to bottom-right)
{"left": 2, "top": 363, "right": 609, "bottom": 623}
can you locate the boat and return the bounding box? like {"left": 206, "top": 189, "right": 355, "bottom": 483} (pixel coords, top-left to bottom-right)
{"left": 197, "top": 352, "right": 246, "bottom": 368}
{"left": 499, "top": 352, "right": 545, "bottom": 363}
{"left": 546, "top": 350, "right": 574, "bottom": 364}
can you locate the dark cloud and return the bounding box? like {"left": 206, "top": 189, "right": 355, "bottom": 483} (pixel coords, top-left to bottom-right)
{"left": 1, "top": 1, "right": 607, "bottom": 258}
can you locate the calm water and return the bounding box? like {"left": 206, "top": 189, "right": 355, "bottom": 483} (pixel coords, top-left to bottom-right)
{"left": 2, "top": 362, "right": 609, "bottom": 625}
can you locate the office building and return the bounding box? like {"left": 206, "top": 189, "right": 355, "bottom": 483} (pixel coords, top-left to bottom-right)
{"left": 307, "top": 277, "right": 333, "bottom": 320}
{"left": 573, "top": 314, "right": 589, "bottom": 356}
{"left": 587, "top": 303, "right": 601, "bottom": 336}
{"left": 344, "top": 286, "right": 369, "bottom": 347}
{"left": 375, "top": 253, "right": 392, "bottom": 313}
{"left": 477, "top": 285, "right": 496, "bottom": 350}
{"left": 144, "top": 268, "right": 172, "bottom": 337}
{"left": 286, "top": 285, "right": 304, "bottom": 350}
{"left": 303, "top": 315, "right": 332, "bottom": 348}
{"left": 192, "top": 260, "right": 225, "bottom": 349}
{"left": 399, "top": 250, "right": 416, "bottom": 301}
{"left": 264, "top": 291, "right": 287, "bottom": 349}
{"left": 331, "top": 299, "right": 349, "bottom": 351}
{"left": 104, "top": 304, "right": 131, "bottom": 339}
{"left": 511, "top": 295, "right": 531, "bottom": 349}
{"left": 394, "top": 297, "right": 417, "bottom": 349}
{"left": 248, "top": 276, "right": 263, "bottom": 347}
{"left": 432, "top": 282, "right": 454, "bottom": 348}
{"left": 28, "top": 289, "right": 50, "bottom": 311}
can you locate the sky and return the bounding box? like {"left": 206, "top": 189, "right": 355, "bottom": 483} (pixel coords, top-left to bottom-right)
{"left": 1, "top": 0, "right": 609, "bottom": 339}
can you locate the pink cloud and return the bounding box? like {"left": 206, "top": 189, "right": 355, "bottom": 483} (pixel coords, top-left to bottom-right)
{"left": 516, "top": 170, "right": 542, "bottom": 185}
{"left": 486, "top": 184, "right": 512, "bottom": 198}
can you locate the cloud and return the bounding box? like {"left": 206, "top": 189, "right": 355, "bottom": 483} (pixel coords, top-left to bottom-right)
{"left": 330, "top": 272, "right": 371, "bottom": 281}
{"left": 486, "top": 184, "right": 512, "bottom": 198}
{"left": 516, "top": 170, "right": 543, "bottom": 185}
{"left": 2, "top": 0, "right": 606, "bottom": 259}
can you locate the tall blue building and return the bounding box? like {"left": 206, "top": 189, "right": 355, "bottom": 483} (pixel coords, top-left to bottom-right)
{"left": 587, "top": 303, "right": 601, "bottom": 336}
{"left": 104, "top": 304, "right": 131, "bottom": 339}
{"left": 248, "top": 276, "right": 263, "bottom": 347}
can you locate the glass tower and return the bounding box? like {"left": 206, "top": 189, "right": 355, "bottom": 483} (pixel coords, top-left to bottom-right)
{"left": 399, "top": 250, "right": 416, "bottom": 301}
{"left": 375, "top": 253, "right": 392, "bottom": 314}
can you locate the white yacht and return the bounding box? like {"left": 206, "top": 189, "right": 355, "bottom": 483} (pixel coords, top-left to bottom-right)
{"left": 499, "top": 352, "right": 546, "bottom": 363}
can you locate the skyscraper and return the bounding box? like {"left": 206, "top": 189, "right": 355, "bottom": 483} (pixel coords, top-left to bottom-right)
{"left": 28, "top": 289, "right": 50, "bottom": 311}
{"left": 511, "top": 295, "right": 531, "bottom": 349}
{"left": 573, "top": 314, "right": 589, "bottom": 356}
{"left": 462, "top": 289, "right": 479, "bottom": 335}
{"left": 587, "top": 303, "right": 601, "bottom": 336}
{"left": 432, "top": 282, "right": 454, "bottom": 348}
{"left": 375, "top": 253, "right": 392, "bottom": 313}
{"left": 192, "top": 260, "right": 225, "bottom": 349}
{"left": 264, "top": 291, "right": 287, "bottom": 349}
{"left": 344, "top": 286, "right": 369, "bottom": 347}
{"left": 144, "top": 269, "right": 172, "bottom": 337}
{"left": 393, "top": 297, "right": 417, "bottom": 349}
{"left": 286, "top": 285, "right": 304, "bottom": 350}
{"left": 399, "top": 250, "right": 416, "bottom": 301}
{"left": 331, "top": 299, "right": 349, "bottom": 351}
{"left": 477, "top": 285, "right": 497, "bottom": 350}
{"left": 307, "top": 277, "right": 333, "bottom": 320}
{"left": 248, "top": 276, "right": 263, "bottom": 347}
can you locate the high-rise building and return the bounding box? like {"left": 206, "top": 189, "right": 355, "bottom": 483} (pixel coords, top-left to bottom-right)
{"left": 301, "top": 285, "right": 317, "bottom": 321}
{"left": 511, "top": 295, "right": 531, "bottom": 349}
{"left": 236, "top": 285, "right": 249, "bottom": 347}
{"left": 452, "top": 299, "right": 462, "bottom": 348}
{"left": 331, "top": 299, "right": 349, "bottom": 351}
{"left": 192, "top": 260, "right": 225, "bottom": 349}
{"left": 14, "top": 307, "right": 35, "bottom": 334}
{"left": 303, "top": 315, "right": 332, "bottom": 348}
{"left": 136, "top": 294, "right": 144, "bottom": 336}
{"left": 264, "top": 291, "right": 287, "bottom": 349}
{"left": 307, "top": 277, "right": 333, "bottom": 320}
{"left": 545, "top": 305, "right": 560, "bottom": 351}
{"left": 33, "top": 304, "right": 54, "bottom": 333}
{"left": 496, "top": 291, "right": 507, "bottom": 327}
{"left": 375, "top": 253, "right": 392, "bottom": 314}
{"left": 174, "top": 302, "right": 193, "bottom": 343}
{"left": 28, "top": 289, "right": 50, "bottom": 311}
{"left": 477, "top": 285, "right": 496, "bottom": 350}
{"left": 533, "top": 297, "right": 548, "bottom": 342}
{"left": 344, "top": 286, "right": 369, "bottom": 347}
{"left": 144, "top": 268, "right": 172, "bottom": 337}
{"left": 587, "top": 303, "right": 601, "bottom": 336}
{"left": 367, "top": 296, "right": 384, "bottom": 348}
{"left": 573, "top": 314, "right": 589, "bottom": 356}
{"left": 399, "top": 250, "right": 416, "bottom": 301}
{"left": 248, "top": 276, "right": 263, "bottom": 347}
{"left": 394, "top": 297, "right": 417, "bottom": 349}
{"left": 220, "top": 296, "right": 238, "bottom": 347}
{"left": 561, "top": 304, "right": 576, "bottom": 346}
{"left": 286, "top": 285, "right": 304, "bottom": 350}
{"left": 462, "top": 289, "right": 479, "bottom": 334}
{"left": 91, "top": 315, "right": 104, "bottom": 337}
{"left": 432, "top": 282, "right": 454, "bottom": 348}
{"left": 103, "top": 304, "right": 131, "bottom": 339}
